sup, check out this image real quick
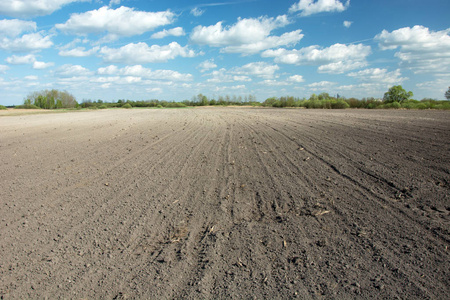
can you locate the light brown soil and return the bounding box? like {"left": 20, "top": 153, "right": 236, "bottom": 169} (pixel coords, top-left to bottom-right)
{"left": 0, "top": 108, "right": 449, "bottom": 299}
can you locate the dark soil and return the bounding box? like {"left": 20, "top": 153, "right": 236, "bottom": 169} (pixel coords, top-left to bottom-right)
{"left": 0, "top": 108, "right": 449, "bottom": 299}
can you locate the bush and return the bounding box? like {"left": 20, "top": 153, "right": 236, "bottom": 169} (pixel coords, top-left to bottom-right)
{"left": 0, "top": 105, "right": 7, "bottom": 110}
{"left": 164, "top": 102, "right": 186, "bottom": 108}
{"left": 416, "top": 103, "right": 428, "bottom": 110}
{"left": 384, "top": 102, "right": 401, "bottom": 109}
{"left": 122, "top": 103, "right": 132, "bottom": 109}
{"left": 331, "top": 99, "right": 350, "bottom": 109}
{"left": 15, "top": 104, "right": 41, "bottom": 109}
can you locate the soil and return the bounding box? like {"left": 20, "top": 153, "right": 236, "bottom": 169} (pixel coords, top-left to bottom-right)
{"left": 0, "top": 108, "right": 449, "bottom": 299}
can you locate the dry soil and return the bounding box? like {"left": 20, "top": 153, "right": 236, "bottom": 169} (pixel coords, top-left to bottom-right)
{"left": 0, "top": 108, "right": 449, "bottom": 299}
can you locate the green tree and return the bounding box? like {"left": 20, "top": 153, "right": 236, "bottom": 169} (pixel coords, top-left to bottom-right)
{"left": 445, "top": 87, "right": 450, "bottom": 100}
{"left": 383, "top": 85, "right": 413, "bottom": 103}
{"left": 25, "top": 89, "right": 78, "bottom": 109}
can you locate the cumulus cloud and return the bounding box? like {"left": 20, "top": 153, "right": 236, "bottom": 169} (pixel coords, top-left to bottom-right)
{"left": 197, "top": 59, "right": 217, "bottom": 72}
{"left": 306, "top": 81, "right": 337, "bottom": 90}
{"left": 55, "top": 64, "right": 92, "bottom": 77}
{"left": 258, "top": 79, "right": 290, "bottom": 86}
{"left": 318, "top": 60, "right": 367, "bottom": 73}
{"left": 5, "top": 54, "right": 54, "bottom": 69}
{"left": 289, "top": 0, "right": 350, "bottom": 16}
{"left": 0, "top": 32, "right": 53, "bottom": 52}
{"left": 206, "top": 68, "right": 251, "bottom": 83}
{"left": 0, "top": 0, "right": 88, "bottom": 17}
{"left": 288, "top": 75, "right": 305, "bottom": 82}
{"left": 24, "top": 75, "right": 38, "bottom": 80}
{"left": 231, "top": 62, "right": 280, "bottom": 78}
{"left": 0, "top": 19, "right": 36, "bottom": 37}
{"left": 97, "top": 65, "right": 119, "bottom": 75}
{"left": 343, "top": 20, "right": 352, "bottom": 28}
{"left": 98, "top": 65, "right": 193, "bottom": 81}
{"left": 262, "top": 43, "right": 370, "bottom": 73}
{"left": 56, "top": 6, "right": 175, "bottom": 41}
{"left": 190, "top": 15, "right": 302, "bottom": 54}
{"left": 151, "top": 27, "right": 185, "bottom": 39}
{"left": 347, "top": 68, "right": 407, "bottom": 84}
{"left": 59, "top": 46, "right": 99, "bottom": 57}
{"left": 33, "top": 61, "right": 54, "bottom": 69}
{"left": 99, "top": 42, "right": 197, "bottom": 64}
{"left": 0, "top": 65, "right": 10, "bottom": 73}
{"left": 6, "top": 54, "right": 36, "bottom": 64}
{"left": 375, "top": 25, "right": 450, "bottom": 74}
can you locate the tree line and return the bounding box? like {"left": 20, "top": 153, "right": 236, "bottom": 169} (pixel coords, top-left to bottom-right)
{"left": 16, "top": 86, "right": 450, "bottom": 110}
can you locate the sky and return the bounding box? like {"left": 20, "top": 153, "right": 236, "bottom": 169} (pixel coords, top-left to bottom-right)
{"left": 0, "top": 0, "right": 449, "bottom": 105}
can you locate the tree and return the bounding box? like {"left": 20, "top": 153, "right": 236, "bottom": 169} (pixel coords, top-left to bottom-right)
{"left": 25, "top": 89, "right": 78, "bottom": 109}
{"left": 445, "top": 87, "right": 450, "bottom": 100}
{"left": 383, "top": 85, "right": 413, "bottom": 103}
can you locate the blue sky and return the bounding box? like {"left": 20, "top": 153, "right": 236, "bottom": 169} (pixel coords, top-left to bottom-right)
{"left": 0, "top": 0, "right": 449, "bottom": 105}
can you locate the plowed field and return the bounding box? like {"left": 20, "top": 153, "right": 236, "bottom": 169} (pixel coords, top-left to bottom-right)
{"left": 1, "top": 108, "right": 449, "bottom": 299}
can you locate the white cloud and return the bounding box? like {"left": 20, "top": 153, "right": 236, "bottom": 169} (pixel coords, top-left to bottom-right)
{"left": 97, "top": 65, "right": 193, "bottom": 81}
{"left": 56, "top": 6, "right": 175, "bottom": 40}
{"left": 24, "top": 75, "right": 38, "bottom": 80}
{"left": 0, "top": 65, "right": 9, "bottom": 73}
{"left": 151, "top": 27, "right": 185, "bottom": 39}
{"left": 55, "top": 64, "right": 92, "bottom": 77}
{"left": 343, "top": 20, "right": 352, "bottom": 28}
{"left": 375, "top": 25, "right": 450, "bottom": 74}
{"left": 190, "top": 15, "right": 302, "bottom": 54}
{"left": 197, "top": 59, "right": 217, "bottom": 72}
{"left": 109, "top": 0, "right": 120, "bottom": 6}
{"left": 99, "top": 42, "right": 197, "bottom": 64}
{"left": 97, "top": 65, "right": 119, "bottom": 75}
{"left": 33, "top": 61, "right": 54, "bottom": 69}
{"left": 0, "top": 0, "right": 88, "bottom": 17}
{"left": 347, "top": 68, "right": 408, "bottom": 84}
{"left": 262, "top": 43, "right": 370, "bottom": 73}
{"left": 307, "top": 81, "right": 336, "bottom": 88}
{"left": 231, "top": 62, "right": 279, "bottom": 78}
{"left": 121, "top": 65, "right": 193, "bottom": 81}
{"left": 212, "top": 85, "right": 246, "bottom": 92}
{"left": 288, "top": 75, "right": 305, "bottom": 82}
{"left": 318, "top": 60, "right": 367, "bottom": 73}
{"left": 206, "top": 68, "right": 251, "bottom": 83}
{"left": 0, "top": 19, "right": 36, "bottom": 37}
{"left": 289, "top": 0, "right": 350, "bottom": 16}
{"left": 224, "top": 30, "right": 303, "bottom": 55}
{"left": 258, "top": 79, "right": 290, "bottom": 86}
{"left": 6, "top": 54, "right": 36, "bottom": 64}
{"left": 59, "top": 46, "right": 99, "bottom": 57}
{"left": 0, "top": 32, "right": 53, "bottom": 52}
{"left": 190, "top": 7, "right": 204, "bottom": 17}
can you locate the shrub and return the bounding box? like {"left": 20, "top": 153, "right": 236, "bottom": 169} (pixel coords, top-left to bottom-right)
{"left": 384, "top": 102, "right": 401, "bottom": 109}
{"left": 331, "top": 99, "right": 350, "bottom": 109}
{"left": 122, "top": 103, "right": 132, "bottom": 109}
{"left": 15, "top": 104, "right": 41, "bottom": 109}
{"left": 165, "top": 102, "right": 186, "bottom": 108}
{"left": 416, "top": 103, "right": 428, "bottom": 110}
{"left": 0, "top": 105, "right": 7, "bottom": 110}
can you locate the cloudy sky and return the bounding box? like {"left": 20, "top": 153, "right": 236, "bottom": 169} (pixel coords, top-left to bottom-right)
{"left": 0, "top": 0, "right": 449, "bottom": 105}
